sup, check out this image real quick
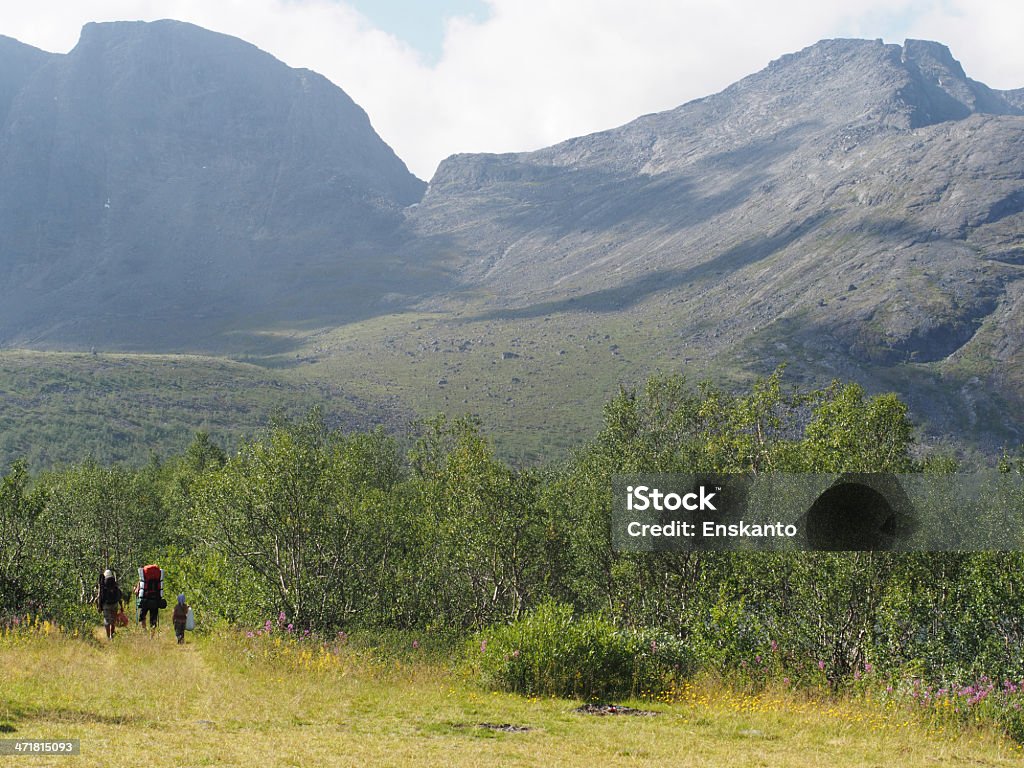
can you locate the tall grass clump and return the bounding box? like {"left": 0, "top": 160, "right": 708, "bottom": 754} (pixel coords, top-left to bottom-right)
{"left": 472, "top": 600, "right": 689, "bottom": 700}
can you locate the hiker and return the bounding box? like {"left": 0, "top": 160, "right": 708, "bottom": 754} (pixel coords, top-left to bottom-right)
{"left": 172, "top": 594, "right": 190, "bottom": 644}
{"left": 134, "top": 564, "right": 165, "bottom": 633}
{"left": 96, "top": 569, "right": 124, "bottom": 640}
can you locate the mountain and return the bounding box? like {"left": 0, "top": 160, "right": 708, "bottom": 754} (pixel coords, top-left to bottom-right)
{"left": 408, "top": 39, "right": 1024, "bottom": 447}
{"left": 2, "top": 28, "right": 1023, "bottom": 460}
{"left": 0, "top": 20, "right": 427, "bottom": 350}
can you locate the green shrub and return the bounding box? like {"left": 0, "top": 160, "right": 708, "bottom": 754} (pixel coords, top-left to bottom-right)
{"left": 472, "top": 600, "right": 689, "bottom": 700}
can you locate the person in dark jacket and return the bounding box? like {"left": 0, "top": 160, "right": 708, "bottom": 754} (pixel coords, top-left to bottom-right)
{"left": 172, "top": 594, "right": 190, "bottom": 644}
{"left": 97, "top": 569, "right": 124, "bottom": 640}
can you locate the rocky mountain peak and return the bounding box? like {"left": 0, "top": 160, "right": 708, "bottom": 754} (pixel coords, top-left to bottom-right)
{"left": 0, "top": 20, "right": 426, "bottom": 349}
{"left": 898, "top": 38, "right": 1022, "bottom": 125}
{"left": 425, "top": 37, "right": 1023, "bottom": 195}
{"left": 902, "top": 39, "right": 965, "bottom": 78}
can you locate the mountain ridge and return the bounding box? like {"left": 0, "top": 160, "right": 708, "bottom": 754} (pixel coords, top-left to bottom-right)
{"left": 2, "top": 24, "right": 1023, "bottom": 456}
{"left": 0, "top": 20, "right": 427, "bottom": 350}
{"left": 403, "top": 36, "right": 1024, "bottom": 447}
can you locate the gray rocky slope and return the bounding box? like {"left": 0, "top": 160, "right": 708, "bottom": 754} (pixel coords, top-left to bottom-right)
{"left": 0, "top": 21, "right": 426, "bottom": 349}
{"left": 409, "top": 39, "right": 1024, "bottom": 444}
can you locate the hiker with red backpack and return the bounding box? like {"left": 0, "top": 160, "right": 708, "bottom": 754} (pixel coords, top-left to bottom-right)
{"left": 134, "top": 564, "right": 166, "bottom": 632}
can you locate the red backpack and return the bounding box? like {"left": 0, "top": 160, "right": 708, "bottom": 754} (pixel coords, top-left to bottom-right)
{"left": 138, "top": 565, "right": 163, "bottom": 601}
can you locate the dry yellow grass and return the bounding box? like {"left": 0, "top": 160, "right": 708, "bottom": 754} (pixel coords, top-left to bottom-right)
{"left": 1, "top": 622, "right": 1021, "bottom": 767}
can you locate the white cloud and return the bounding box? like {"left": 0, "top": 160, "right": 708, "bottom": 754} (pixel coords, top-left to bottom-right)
{"left": 4, "top": 1, "right": 1023, "bottom": 179}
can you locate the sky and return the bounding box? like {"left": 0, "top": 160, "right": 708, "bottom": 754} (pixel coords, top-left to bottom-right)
{"left": 3, "top": 1, "right": 1023, "bottom": 179}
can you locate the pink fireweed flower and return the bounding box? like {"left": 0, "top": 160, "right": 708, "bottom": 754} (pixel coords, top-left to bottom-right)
{"left": 818, "top": 660, "right": 826, "bottom": 671}
{"left": 480, "top": 640, "right": 487, "bottom": 653}
{"left": 412, "top": 640, "right": 420, "bottom": 650}
{"left": 287, "top": 623, "right": 294, "bottom": 632}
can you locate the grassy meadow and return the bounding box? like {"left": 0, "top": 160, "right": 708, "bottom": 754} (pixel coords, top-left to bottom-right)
{"left": 2, "top": 622, "right": 1022, "bottom": 768}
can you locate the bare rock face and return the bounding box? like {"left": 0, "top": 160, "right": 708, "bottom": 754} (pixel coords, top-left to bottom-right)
{"left": 0, "top": 21, "right": 426, "bottom": 349}
{"left": 0, "top": 35, "right": 52, "bottom": 125}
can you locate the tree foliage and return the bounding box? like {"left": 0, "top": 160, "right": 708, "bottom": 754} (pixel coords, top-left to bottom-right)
{"left": 2, "top": 371, "right": 1022, "bottom": 693}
